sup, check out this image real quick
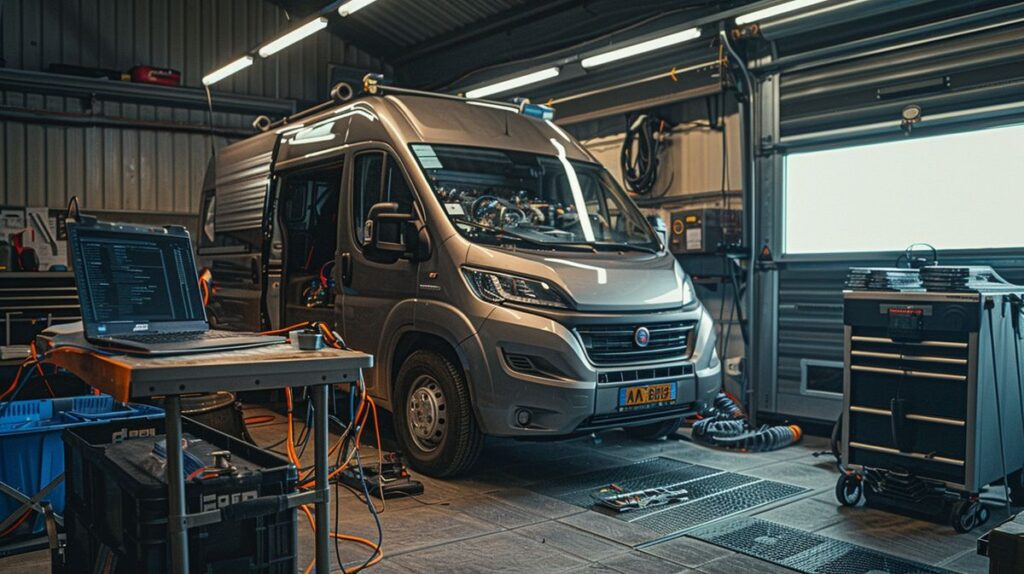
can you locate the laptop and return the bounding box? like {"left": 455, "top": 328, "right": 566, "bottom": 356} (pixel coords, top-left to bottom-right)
{"left": 66, "top": 217, "right": 285, "bottom": 355}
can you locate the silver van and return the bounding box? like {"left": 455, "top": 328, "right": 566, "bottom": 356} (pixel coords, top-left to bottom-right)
{"left": 198, "top": 86, "right": 720, "bottom": 477}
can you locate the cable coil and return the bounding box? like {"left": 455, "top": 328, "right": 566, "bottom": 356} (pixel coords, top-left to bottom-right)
{"left": 691, "top": 393, "right": 801, "bottom": 452}
{"left": 620, "top": 113, "right": 666, "bottom": 195}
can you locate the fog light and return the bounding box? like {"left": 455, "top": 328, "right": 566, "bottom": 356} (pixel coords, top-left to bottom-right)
{"left": 515, "top": 409, "right": 532, "bottom": 427}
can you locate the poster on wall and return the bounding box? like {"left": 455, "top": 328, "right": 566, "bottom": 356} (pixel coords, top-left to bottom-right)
{"left": 0, "top": 207, "right": 69, "bottom": 271}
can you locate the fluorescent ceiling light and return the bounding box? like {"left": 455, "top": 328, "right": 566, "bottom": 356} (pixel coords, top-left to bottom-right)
{"left": 581, "top": 27, "right": 700, "bottom": 69}
{"left": 338, "top": 0, "right": 379, "bottom": 16}
{"left": 202, "top": 56, "right": 254, "bottom": 86}
{"left": 258, "top": 17, "right": 328, "bottom": 57}
{"left": 734, "top": 0, "right": 830, "bottom": 25}
{"left": 465, "top": 67, "right": 560, "bottom": 99}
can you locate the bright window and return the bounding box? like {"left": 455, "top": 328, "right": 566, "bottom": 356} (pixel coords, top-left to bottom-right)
{"left": 784, "top": 123, "right": 1024, "bottom": 254}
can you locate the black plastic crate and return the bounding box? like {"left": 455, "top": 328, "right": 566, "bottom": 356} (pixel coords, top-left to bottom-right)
{"left": 62, "top": 416, "right": 297, "bottom": 573}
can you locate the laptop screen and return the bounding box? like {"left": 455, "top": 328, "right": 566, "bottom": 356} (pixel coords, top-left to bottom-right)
{"left": 68, "top": 223, "right": 208, "bottom": 337}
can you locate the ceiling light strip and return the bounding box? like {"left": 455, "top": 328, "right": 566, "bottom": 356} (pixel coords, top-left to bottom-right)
{"left": 465, "top": 67, "right": 560, "bottom": 99}
{"left": 258, "top": 17, "right": 329, "bottom": 57}
{"left": 338, "top": 0, "right": 379, "bottom": 17}
{"left": 202, "top": 56, "right": 254, "bottom": 86}
{"left": 580, "top": 27, "right": 701, "bottom": 69}
{"left": 734, "top": 0, "right": 830, "bottom": 25}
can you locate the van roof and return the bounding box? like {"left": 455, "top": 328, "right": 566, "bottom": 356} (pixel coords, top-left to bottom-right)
{"left": 378, "top": 95, "right": 594, "bottom": 162}
{"left": 267, "top": 93, "right": 595, "bottom": 166}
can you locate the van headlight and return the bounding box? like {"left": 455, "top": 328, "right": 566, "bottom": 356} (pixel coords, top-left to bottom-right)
{"left": 682, "top": 275, "right": 697, "bottom": 308}
{"left": 463, "top": 268, "right": 570, "bottom": 309}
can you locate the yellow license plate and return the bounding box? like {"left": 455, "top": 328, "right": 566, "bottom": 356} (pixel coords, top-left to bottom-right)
{"left": 619, "top": 383, "right": 677, "bottom": 409}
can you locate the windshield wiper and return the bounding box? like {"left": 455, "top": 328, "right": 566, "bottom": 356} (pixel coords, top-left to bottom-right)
{"left": 591, "top": 242, "right": 659, "bottom": 255}
{"left": 456, "top": 220, "right": 594, "bottom": 252}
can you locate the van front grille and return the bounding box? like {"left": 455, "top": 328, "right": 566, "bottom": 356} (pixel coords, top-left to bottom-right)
{"left": 576, "top": 320, "right": 697, "bottom": 366}
{"left": 598, "top": 364, "right": 692, "bottom": 385}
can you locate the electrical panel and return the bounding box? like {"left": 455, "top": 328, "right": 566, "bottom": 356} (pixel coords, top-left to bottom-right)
{"left": 669, "top": 208, "right": 741, "bottom": 255}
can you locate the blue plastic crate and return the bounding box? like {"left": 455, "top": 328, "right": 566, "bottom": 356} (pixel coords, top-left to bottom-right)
{"left": 0, "top": 395, "right": 163, "bottom": 536}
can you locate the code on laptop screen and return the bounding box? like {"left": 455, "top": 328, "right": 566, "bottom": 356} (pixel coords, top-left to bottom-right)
{"left": 71, "top": 227, "right": 206, "bottom": 333}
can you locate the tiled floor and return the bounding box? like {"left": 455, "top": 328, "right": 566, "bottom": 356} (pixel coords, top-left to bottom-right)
{"left": 2, "top": 407, "right": 996, "bottom": 573}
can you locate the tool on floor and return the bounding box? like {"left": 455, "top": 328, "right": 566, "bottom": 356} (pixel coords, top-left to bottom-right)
{"left": 591, "top": 482, "right": 690, "bottom": 512}
{"left": 339, "top": 453, "right": 423, "bottom": 500}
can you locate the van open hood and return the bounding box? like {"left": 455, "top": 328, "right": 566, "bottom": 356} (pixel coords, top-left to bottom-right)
{"left": 464, "top": 245, "right": 688, "bottom": 313}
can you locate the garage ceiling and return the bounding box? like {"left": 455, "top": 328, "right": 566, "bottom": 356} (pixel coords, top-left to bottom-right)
{"left": 268, "top": 0, "right": 754, "bottom": 89}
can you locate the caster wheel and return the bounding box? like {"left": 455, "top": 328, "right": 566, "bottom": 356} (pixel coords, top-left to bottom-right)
{"left": 977, "top": 505, "right": 990, "bottom": 526}
{"left": 950, "top": 499, "right": 978, "bottom": 533}
{"left": 836, "top": 473, "right": 863, "bottom": 507}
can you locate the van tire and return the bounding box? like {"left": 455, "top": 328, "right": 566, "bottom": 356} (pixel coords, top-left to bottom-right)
{"left": 623, "top": 416, "right": 684, "bottom": 440}
{"left": 394, "top": 350, "right": 483, "bottom": 478}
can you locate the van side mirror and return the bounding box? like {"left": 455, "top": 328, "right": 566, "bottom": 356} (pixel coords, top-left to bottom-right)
{"left": 364, "top": 202, "right": 430, "bottom": 263}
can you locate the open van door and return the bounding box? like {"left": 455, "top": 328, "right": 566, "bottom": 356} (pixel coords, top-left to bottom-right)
{"left": 197, "top": 131, "right": 279, "bottom": 332}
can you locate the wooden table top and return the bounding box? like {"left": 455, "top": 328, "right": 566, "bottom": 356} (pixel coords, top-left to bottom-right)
{"left": 43, "top": 338, "right": 373, "bottom": 402}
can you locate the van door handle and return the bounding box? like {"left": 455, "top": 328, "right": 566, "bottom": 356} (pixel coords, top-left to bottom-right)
{"left": 340, "top": 253, "right": 352, "bottom": 286}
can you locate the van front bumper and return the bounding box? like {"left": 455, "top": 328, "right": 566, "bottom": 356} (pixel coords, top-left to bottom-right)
{"left": 460, "top": 304, "right": 721, "bottom": 437}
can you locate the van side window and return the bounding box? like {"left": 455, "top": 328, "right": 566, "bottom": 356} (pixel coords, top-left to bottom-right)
{"left": 383, "top": 158, "right": 414, "bottom": 213}
{"left": 354, "top": 153, "right": 383, "bottom": 244}
{"left": 353, "top": 152, "right": 414, "bottom": 244}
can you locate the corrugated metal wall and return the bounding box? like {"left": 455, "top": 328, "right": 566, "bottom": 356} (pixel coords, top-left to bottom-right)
{"left": 0, "top": 0, "right": 386, "bottom": 216}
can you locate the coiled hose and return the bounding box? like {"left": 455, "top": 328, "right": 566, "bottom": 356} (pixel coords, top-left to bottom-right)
{"left": 691, "top": 393, "right": 802, "bottom": 452}
{"left": 620, "top": 113, "right": 665, "bottom": 195}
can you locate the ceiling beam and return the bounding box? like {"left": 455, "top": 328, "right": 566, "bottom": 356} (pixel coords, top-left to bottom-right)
{"left": 390, "top": 0, "right": 581, "bottom": 66}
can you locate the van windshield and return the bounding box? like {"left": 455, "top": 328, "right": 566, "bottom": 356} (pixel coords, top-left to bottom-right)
{"left": 410, "top": 143, "right": 659, "bottom": 253}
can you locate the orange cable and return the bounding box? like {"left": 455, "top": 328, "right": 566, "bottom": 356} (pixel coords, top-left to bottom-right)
{"left": 261, "top": 321, "right": 314, "bottom": 336}
{"left": 0, "top": 509, "right": 32, "bottom": 538}
{"left": 279, "top": 326, "right": 381, "bottom": 572}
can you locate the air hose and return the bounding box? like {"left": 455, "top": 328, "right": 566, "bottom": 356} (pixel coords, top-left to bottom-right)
{"left": 620, "top": 113, "right": 667, "bottom": 195}
{"left": 691, "top": 393, "right": 802, "bottom": 452}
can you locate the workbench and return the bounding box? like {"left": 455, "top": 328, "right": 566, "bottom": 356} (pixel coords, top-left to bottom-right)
{"left": 42, "top": 336, "right": 373, "bottom": 574}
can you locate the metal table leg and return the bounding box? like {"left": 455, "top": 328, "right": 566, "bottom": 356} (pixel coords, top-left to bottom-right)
{"left": 165, "top": 395, "right": 190, "bottom": 574}
{"left": 312, "top": 383, "right": 331, "bottom": 573}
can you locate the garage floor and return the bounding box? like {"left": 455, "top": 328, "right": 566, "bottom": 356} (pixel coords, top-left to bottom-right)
{"left": 4, "top": 406, "right": 995, "bottom": 573}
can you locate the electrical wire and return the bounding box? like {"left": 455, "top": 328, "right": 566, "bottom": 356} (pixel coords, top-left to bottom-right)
{"left": 0, "top": 344, "right": 68, "bottom": 416}
{"left": 895, "top": 242, "right": 939, "bottom": 268}
{"left": 243, "top": 414, "right": 277, "bottom": 426}
{"left": 262, "top": 321, "right": 383, "bottom": 573}
{"left": 620, "top": 113, "right": 666, "bottom": 195}
{"left": 0, "top": 508, "right": 32, "bottom": 538}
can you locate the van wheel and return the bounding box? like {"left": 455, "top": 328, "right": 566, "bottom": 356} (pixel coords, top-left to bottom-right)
{"left": 394, "top": 351, "right": 483, "bottom": 478}
{"left": 623, "top": 416, "right": 684, "bottom": 440}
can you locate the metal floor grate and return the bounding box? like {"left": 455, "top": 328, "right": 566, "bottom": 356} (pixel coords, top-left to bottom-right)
{"left": 532, "top": 457, "right": 691, "bottom": 499}
{"left": 686, "top": 517, "right": 956, "bottom": 574}
{"left": 555, "top": 464, "right": 725, "bottom": 511}
{"left": 634, "top": 480, "right": 806, "bottom": 535}
{"left": 529, "top": 457, "right": 808, "bottom": 543}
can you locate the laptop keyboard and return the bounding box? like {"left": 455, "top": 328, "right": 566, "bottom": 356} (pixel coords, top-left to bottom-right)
{"left": 117, "top": 330, "right": 247, "bottom": 344}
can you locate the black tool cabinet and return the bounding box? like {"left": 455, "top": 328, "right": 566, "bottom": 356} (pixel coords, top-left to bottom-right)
{"left": 837, "top": 290, "right": 1024, "bottom": 532}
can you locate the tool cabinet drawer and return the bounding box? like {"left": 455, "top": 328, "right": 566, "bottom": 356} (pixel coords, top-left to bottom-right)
{"left": 848, "top": 409, "right": 966, "bottom": 461}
